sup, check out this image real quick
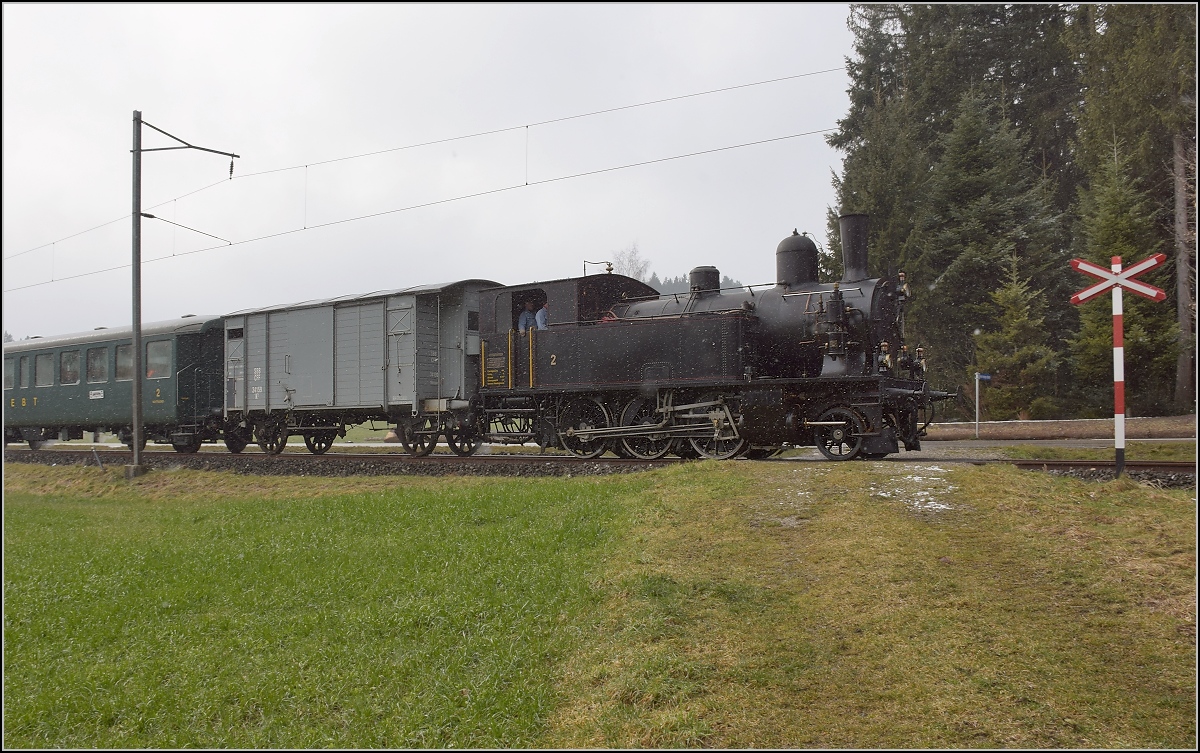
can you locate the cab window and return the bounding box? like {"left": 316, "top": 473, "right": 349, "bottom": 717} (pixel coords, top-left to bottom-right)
{"left": 510, "top": 288, "right": 547, "bottom": 330}
{"left": 34, "top": 354, "right": 54, "bottom": 387}
{"left": 87, "top": 348, "right": 108, "bottom": 383}
{"left": 116, "top": 345, "right": 133, "bottom": 381}
{"left": 60, "top": 351, "right": 81, "bottom": 385}
{"left": 146, "top": 341, "right": 171, "bottom": 379}
{"left": 3, "top": 358, "right": 13, "bottom": 390}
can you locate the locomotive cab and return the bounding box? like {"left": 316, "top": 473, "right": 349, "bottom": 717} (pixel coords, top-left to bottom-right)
{"left": 481, "top": 274, "right": 659, "bottom": 334}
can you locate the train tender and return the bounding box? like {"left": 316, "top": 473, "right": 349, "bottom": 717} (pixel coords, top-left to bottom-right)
{"left": 3, "top": 315, "right": 226, "bottom": 451}
{"left": 467, "top": 213, "right": 950, "bottom": 460}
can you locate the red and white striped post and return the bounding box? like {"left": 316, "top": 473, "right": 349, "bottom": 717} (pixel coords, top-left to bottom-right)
{"left": 1111, "top": 257, "right": 1126, "bottom": 477}
{"left": 1070, "top": 252, "right": 1167, "bottom": 479}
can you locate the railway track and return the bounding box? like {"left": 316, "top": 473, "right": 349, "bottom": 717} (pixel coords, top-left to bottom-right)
{"left": 5, "top": 446, "right": 1196, "bottom": 475}
{"left": 2, "top": 447, "right": 683, "bottom": 477}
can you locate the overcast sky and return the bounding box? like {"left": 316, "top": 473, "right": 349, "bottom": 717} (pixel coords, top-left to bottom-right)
{"left": 3, "top": 3, "right": 854, "bottom": 339}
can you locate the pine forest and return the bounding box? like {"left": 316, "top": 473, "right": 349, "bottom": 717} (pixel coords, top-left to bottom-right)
{"left": 824, "top": 4, "right": 1195, "bottom": 420}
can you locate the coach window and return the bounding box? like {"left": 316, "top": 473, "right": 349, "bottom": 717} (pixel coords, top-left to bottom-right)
{"left": 19, "top": 356, "right": 30, "bottom": 388}
{"left": 60, "top": 350, "right": 81, "bottom": 385}
{"left": 146, "top": 341, "right": 171, "bottom": 379}
{"left": 35, "top": 353, "right": 54, "bottom": 387}
{"left": 87, "top": 347, "right": 109, "bottom": 383}
{"left": 4, "top": 358, "right": 13, "bottom": 390}
{"left": 115, "top": 344, "right": 133, "bottom": 381}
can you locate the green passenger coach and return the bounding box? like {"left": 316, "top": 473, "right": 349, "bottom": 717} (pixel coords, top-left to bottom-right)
{"left": 3, "top": 315, "right": 226, "bottom": 452}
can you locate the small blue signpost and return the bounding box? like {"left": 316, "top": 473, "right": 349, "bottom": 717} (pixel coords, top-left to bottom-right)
{"left": 974, "top": 372, "right": 991, "bottom": 438}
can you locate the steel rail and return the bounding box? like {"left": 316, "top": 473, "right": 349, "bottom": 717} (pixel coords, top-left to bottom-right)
{"left": 5, "top": 448, "right": 1195, "bottom": 474}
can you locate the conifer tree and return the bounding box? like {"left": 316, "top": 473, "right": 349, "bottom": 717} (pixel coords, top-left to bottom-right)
{"left": 1071, "top": 4, "right": 1196, "bottom": 411}
{"left": 1069, "top": 141, "right": 1178, "bottom": 416}
{"left": 905, "top": 90, "right": 1065, "bottom": 388}
{"left": 971, "top": 256, "right": 1059, "bottom": 420}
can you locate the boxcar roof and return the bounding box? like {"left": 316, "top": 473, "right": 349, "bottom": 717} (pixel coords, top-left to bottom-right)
{"left": 481, "top": 273, "right": 660, "bottom": 298}
{"left": 224, "top": 279, "right": 504, "bottom": 316}
{"left": 3, "top": 315, "right": 224, "bottom": 354}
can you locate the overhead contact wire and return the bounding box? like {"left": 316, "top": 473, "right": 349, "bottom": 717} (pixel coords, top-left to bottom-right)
{"left": 6, "top": 66, "right": 844, "bottom": 260}
{"left": 3, "top": 126, "right": 835, "bottom": 293}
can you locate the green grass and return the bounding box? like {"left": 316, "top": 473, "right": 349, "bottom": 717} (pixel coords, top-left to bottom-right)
{"left": 1000, "top": 440, "right": 1196, "bottom": 462}
{"left": 3, "top": 467, "right": 640, "bottom": 748}
{"left": 545, "top": 461, "right": 1197, "bottom": 748}
{"left": 4, "top": 462, "right": 1195, "bottom": 748}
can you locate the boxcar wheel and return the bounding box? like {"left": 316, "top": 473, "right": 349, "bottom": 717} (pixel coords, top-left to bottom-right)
{"left": 303, "top": 432, "right": 336, "bottom": 455}
{"left": 401, "top": 416, "right": 438, "bottom": 457}
{"left": 257, "top": 422, "right": 288, "bottom": 455}
{"left": 446, "top": 429, "right": 482, "bottom": 457}
{"left": 815, "top": 407, "right": 865, "bottom": 461}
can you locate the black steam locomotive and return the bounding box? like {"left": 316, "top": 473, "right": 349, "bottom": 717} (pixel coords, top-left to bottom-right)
{"left": 438, "top": 213, "right": 950, "bottom": 460}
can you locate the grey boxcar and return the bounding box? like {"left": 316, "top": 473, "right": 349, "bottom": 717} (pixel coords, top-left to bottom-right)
{"left": 222, "top": 280, "right": 499, "bottom": 454}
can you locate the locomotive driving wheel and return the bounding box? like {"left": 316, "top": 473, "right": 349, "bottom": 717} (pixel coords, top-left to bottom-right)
{"left": 619, "top": 397, "right": 672, "bottom": 460}
{"left": 303, "top": 431, "right": 336, "bottom": 455}
{"left": 559, "top": 397, "right": 610, "bottom": 459}
{"left": 400, "top": 416, "right": 439, "bottom": 457}
{"left": 744, "top": 447, "right": 784, "bottom": 460}
{"left": 814, "top": 407, "right": 866, "bottom": 461}
{"left": 687, "top": 393, "right": 746, "bottom": 460}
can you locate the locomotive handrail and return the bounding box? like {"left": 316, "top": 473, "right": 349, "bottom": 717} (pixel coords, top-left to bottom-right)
{"left": 621, "top": 282, "right": 779, "bottom": 305}
{"left": 782, "top": 287, "right": 863, "bottom": 298}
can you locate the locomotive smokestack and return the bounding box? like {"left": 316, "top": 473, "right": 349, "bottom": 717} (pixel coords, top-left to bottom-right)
{"left": 838, "top": 213, "right": 869, "bottom": 282}
{"left": 776, "top": 229, "right": 819, "bottom": 288}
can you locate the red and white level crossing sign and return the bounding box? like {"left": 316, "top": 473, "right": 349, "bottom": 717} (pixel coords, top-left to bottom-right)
{"left": 1070, "top": 253, "right": 1167, "bottom": 304}
{"left": 1069, "top": 253, "right": 1167, "bottom": 477}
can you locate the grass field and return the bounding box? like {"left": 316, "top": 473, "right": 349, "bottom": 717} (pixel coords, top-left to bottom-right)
{"left": 4, "top": 461, "right": 1195, "bottom": 747}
